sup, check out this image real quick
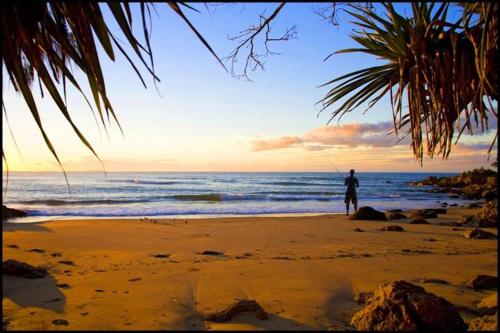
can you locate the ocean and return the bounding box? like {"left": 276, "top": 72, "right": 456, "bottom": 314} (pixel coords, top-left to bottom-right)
{"left": 2, "top": 172, "right": 472, "bottom": 221}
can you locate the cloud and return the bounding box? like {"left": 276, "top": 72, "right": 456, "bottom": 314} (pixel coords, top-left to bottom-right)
{"left": 251, "top": 136, "right": 303, "bottom": 152}
{"left": 251, "top": 121, "right": 411, "bottom": 152}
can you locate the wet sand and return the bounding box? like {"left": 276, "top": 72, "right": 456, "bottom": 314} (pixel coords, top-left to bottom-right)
{"left": 2, "top": 207, "right": 497, "bottom": 330}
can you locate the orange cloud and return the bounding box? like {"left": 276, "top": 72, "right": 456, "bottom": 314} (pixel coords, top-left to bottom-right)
{"left": 251, "top": 136, "right": 302, "bottom": 151}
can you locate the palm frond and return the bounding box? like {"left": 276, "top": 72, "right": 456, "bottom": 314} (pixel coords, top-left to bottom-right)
{"left": 320, "top": 2, "right": 498, "bottom": 164}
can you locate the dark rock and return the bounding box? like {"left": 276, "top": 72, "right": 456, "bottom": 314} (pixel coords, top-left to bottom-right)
{"left": 50, "top": 252, "right": 62, "bottom": 257}
{"left": 354, "top": 228, "right": 364, "bottom": 232}
{"left": 387, "top": 212, "right": 407, "bottom": 220}
{"left": 354, "top": 291, "right": 374, "bottom": 304}
{"left": 2, "top": 205, "right": 27, "bottom": 219}
{"left": 468, "top": 202, "right": 482, "bottom": 208}
{"left": 56, "top": 283, "right": 71, "bottom": 289}
{"left": 200, "top": 250, "right": 224, "bottom": 256}
{"left": 409, "top": 215, "right": 429, "bottom": 224}
{"left": 58, "top": 260, "right": 75, "bottom": 266}
{"left": 52, "top": 319, "right": 69, "bottom": 326}
{"left": 204, "top": 300, "right": 268, "bottom": 322}
{"left": 28, "top": 248, "right": 46, "bottom": 254}
{"left": 464, "top": 228, "right": 496, "bottom": 239}
{"left": 151, "top": 254, "right": 170, "bottom": 258}
{"left": 350, "top": 280, "right": 466, "bottom": 331}
{"left": 462, "top": 185, "right": 483, "bottom": 199}
{"left": 482, "top": 190, "right": 497, "bottom": 201}
{"left": 468, "top": 313, "right": 497, "bottom": 331}
{"left": 381, "top": 225, "right": 405, "bottom": 232}
{"left": 2, "top": 259, "right": 47, "bottom": 278}
{"left": 387, "top": 209, "right": 403, "bottom": 213}
{"left": 349, "top": 206, "right": 387, "bottom": 221}
{"left": 450, "top": 203, "right": 458, "bottom": 207}
{"left": 466, "top": 275, "right": 497, "bottom": 290}
{"left": 477, "top": 293, "right": 497, "bottom": 315}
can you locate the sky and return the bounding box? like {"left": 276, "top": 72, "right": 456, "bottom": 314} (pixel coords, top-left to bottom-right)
{"left": 2, "top": 3, "right": 497, "bottom": 173}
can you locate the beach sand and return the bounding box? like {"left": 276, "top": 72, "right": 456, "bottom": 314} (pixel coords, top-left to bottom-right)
{"left": 2, "top": 207, "right": 497, "bottom": 330}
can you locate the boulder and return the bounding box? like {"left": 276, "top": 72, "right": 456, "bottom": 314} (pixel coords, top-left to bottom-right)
{"left": 381, "top": 225, "right": 405, "bottom": 232}
{"left": 204, "top": 300, "right": 268, "bottom": 322}
{"left": 461, "top": 185, "right": 483, "bottom": 199}
{"left": 415, "top": 209, "right": 438, "bottom": 218}
{"left": 474, "top": 200, "right": 497, "bottom": 228}
{"left": 387, "top": 212, "right": 407, "bottom": 220}
{"left": 2, "top": 259, "right": 47, "bottom": 278}
{"left": 409, "top": 216, "right": 429, "bottom": 224}
{"left": 350, "top": 280, "right": 466, "bottom": 331}
{"left": 468, "top": 313, "right": 497, "bottom": 331}
{"left": 477, "top": 293, "right": 497, "bottom": 315}
{"left": 466, "top": 275, "right": 497, "bottom": 290}
{"left": 354, "top": 291, "right": 374, "bottom": 304}
{"left": 349, "top": 206, "right": 388, "bottom": 221}
{"left": 463, "top": 228, "right": 497, "bottom": 239}
{"left": 2, "top": 205, "right": 27, "bottom": 219}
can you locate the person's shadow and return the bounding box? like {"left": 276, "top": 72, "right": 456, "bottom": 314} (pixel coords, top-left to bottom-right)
{"left": 3, "top": 273, "right": 66, "bottom": 313}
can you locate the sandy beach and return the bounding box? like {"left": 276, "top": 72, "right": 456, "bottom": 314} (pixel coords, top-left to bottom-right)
{"left": 2, "top": 206, "right": 497, "bottom": 330}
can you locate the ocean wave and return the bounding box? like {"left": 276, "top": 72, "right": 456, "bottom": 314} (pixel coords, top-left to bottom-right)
{"left": 19, "top": 199, "right": 141, "bottom": 206}
{"left": 108, "top": 179, "right": 181, "bottom": 185}
{"left": 258, "top": 181, "right": 331, "bottom": 186}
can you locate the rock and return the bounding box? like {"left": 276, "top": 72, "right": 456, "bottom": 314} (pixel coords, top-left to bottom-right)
{"left": 486, "top": 176, "right": 497, "bottom": 188}
{"left": 58, "top": 260, "right": 75, "bottom": 266}
{"left": 387, "top": 209, "right": 403, "bottom": 213}
{"left": 464, "top": 228, "right": 496, "bottom": 239}
{"left": 474, "top": 200, "right": 497, "bottom": 228}
{"left": 381, "top": 225, "right": 405, "bottom": 232}
{"left": 450, "top": 203, "right": 458, "bottom": 207}
{"left": 2, "top": 205, "right": 27, "bottom": 219}
{"left": 2, "top": 259, "right": 47, "bottom": 278}
{"left": 354, "top": 228, "right": 364, "bottom": 232}
{"left": 350, "top": 280, "right": 466, "bottom": 331}
{"left": 415, "top": 208, "right": 446, "bottom": 218}
{"left": 200, "top": 250, "right": 224, "bottom": 256}
{"left": 409, "top": 215, "right": 429, "bottom": 224}
{"left": 354, "top": 291, "right": 374, "bottom": 304}
{"left": 468, "top": 203, "right": 482, "bottom": 208}
{"left": 52, "top": 319, "right": 69, "bottom": 326}
{"left": 204, "top": 300, "right": 268, "bottom": 322}
{"left": 466, "top": 275, "right": 497, "bottom": 290}
{"left": 387, "top": 212, "right": 407, "bottom": 220}
{"left": 468, "top": 313, "right": 497, "bottom": 331}
{"left": 349, "top": 206, "right": 388, "bottom": 221}
{"left": 482, "top": 190, "right": 497, "bottom": 201}
{"left": 462, "top": 185, "right": 483, "bottom": 199}
{"left": 477, "top": 293, "right": 497, "bottom": 315}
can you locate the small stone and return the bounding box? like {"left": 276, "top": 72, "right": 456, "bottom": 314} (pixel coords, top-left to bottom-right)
{"left": 58, "top": 260, "right": 75, "bottom": 266}
{"left": 380, "top": 225, "right": 404, "bottom": 232}
{"left": 52, "top": 319, "right": 69, "bottom": 326}
{"left": 200, "top": 250, "right": 224, "bottom": 256}
{"left": 354, "top": 228, "right": 364, "bottom": 232}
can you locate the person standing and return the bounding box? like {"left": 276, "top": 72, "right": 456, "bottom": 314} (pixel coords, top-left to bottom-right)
{"left": 344, "top": 169, "right": 359, "bottom": 215}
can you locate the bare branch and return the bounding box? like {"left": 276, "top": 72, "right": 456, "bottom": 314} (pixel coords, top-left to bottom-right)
{"left": 223, "top": 3, "right": 297, "bottom": 80}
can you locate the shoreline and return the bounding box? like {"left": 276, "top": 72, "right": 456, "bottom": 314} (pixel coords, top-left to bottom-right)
{"left": 3, "top": 206, "right": 497, "bottom": 330}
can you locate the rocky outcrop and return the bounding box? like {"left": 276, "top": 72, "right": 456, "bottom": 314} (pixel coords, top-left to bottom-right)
{"left": 2, "top": 205, "right": 27, "bottom": 219}
{"left": 204, "top": 300, "right": 268, "bottom": 322}
{"left": 468, "top": 313, "right": 497, "bottom": 331}
{"left": 407, "top": 168, "right": 497, "bottom": 200}
{"left": 2, "top": 259, "right": 47, "bottom": 278}
{"left": 349, "top": 206, "right": 388, "bottom": 221}
{"left": 466, "top": 275, "right": 497, "bottom": 290}
{"left": 350, "top": 280, "right": 466, "bottom": 331}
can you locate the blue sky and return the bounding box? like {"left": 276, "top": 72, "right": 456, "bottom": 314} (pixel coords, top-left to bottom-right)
{"left": 2, "top": 3, "right": 497, "bottom": 172}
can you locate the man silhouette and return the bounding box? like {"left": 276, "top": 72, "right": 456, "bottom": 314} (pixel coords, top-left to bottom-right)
{"left": 344, "top": 169, "right": 359, "bottom": 216}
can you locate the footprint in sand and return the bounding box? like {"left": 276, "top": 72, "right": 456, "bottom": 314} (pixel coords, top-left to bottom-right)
{"left": 7, "top": 244, "right": 19, "bottom": 249}
{"left": 128, "top": 277, "right": 142, "bottom": 282}
{"left": 58, "top": 260, "right": 75, "bottom": 266}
